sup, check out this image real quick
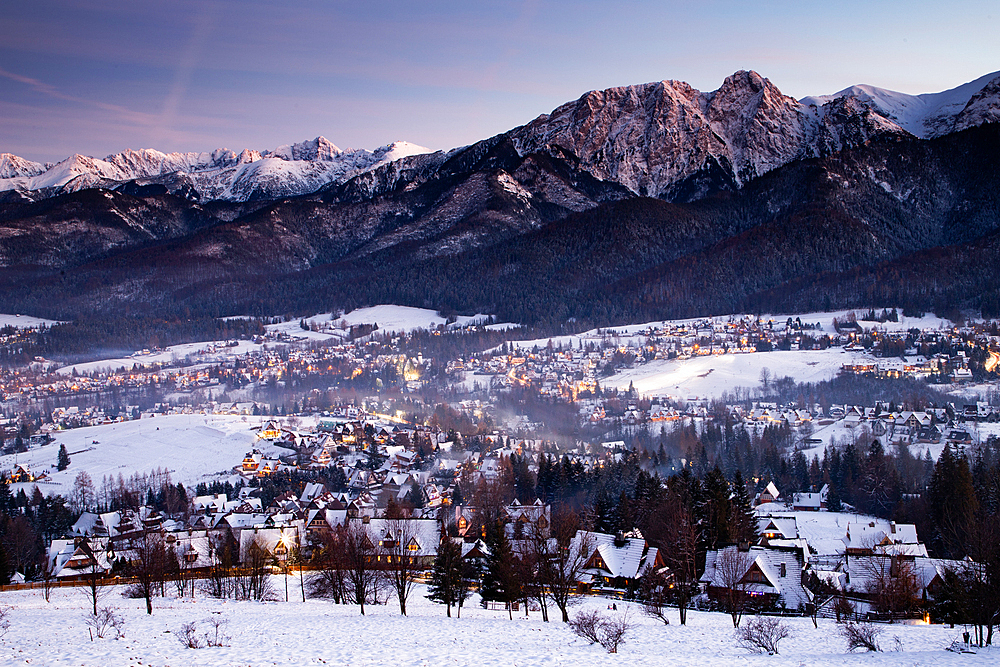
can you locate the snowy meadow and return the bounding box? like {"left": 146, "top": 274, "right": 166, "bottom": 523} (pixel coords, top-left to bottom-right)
{"left": 0, "top": 582, "right": 990, "bottom": 667}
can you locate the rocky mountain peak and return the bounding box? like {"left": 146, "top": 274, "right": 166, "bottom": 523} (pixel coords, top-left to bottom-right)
{"left": 954, "top": 73, "right": 1000, "bottom": 132}
{"left": 272, "top": 136, "right": 343, "bottom": 162}
{"left": 0, "top": 153, "right": 46, "bottom": 179}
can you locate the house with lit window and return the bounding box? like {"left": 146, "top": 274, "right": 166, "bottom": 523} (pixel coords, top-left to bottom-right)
{"left": 700, "top": 545, "right": 812, "bottom": 611}
{"left": 574, "top": 530, "right": 662, "bottom": 593}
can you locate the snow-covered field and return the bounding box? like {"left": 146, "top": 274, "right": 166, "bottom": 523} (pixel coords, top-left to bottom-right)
{"left": 0, "top": 583, "right": 986, "bottom": 667}
{"left": 57, "top": 340, "right": 268, "bottom": 376}
{"left": 59, "top": 306, "right": 498, "bottom": 376}
{"left": 608, "top": 349, "right": 868, "bottom": 400}
{"left": 335, "top": 305, "right": 493, "bottom": 333}
{"left": 512, "top": 310, "right": 955, "bottom": 353}
{"left": 3, "top": 414, "right": 291, "bottom": 495}
{"left": 0, "top": 313, "right": 61, "bottom": 330}
{"left": 503, "top": 309, "right": 957, "bottom": 401}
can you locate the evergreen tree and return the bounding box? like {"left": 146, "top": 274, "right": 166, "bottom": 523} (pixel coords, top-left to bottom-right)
{"left": 479, "top": 522, "right": 519, "bottom": 619}
{"left": 728, "top": 470, "right": 757, "bottom": 544}
{"left": 825, "top": 482, "right": 843, "bottom": 513}
{"left": 427, "top": 538, "right": 471, "bottom": 617}
{"left": 701, "top": 466, "right": 732, "bottom": 549}
{"left": 928, "top": 444, "right": 979, "bottom": 558}
{"left": 0, "top": 477, "right": 11, "bottom": 515}
{"left": 592, "top": 490, "right": 618, "bottom": 534}
{"left": 57, "top": 444, "right": 70, "bottom": 471}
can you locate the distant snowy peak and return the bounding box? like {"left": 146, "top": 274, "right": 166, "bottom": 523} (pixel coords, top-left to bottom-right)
{"left": 271, "top": 136, "right": 342, "bottom": 161}
{"left": 0, "top": 138, "right": 431, "bottom": 202}
{"left": 801, "top": 70, "right": 1000, "bottom": 138}
{"left": 0, "top": 153, "right": 47, "bottom": 179}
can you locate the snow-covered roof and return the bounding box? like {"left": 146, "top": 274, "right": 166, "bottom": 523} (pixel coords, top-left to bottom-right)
{"left": 702, "top": 545, "right": 812, "bottom": 609}
{"left": 577, "top": 531, "right": 659, "bottom": 582}
{"left": 758, "top": 516, "right": 798, "bottom": 540}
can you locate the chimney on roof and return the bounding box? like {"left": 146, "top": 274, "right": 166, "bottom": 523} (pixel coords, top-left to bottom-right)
{"left": 890, "top": 521, "right": 896, "bottom": 534}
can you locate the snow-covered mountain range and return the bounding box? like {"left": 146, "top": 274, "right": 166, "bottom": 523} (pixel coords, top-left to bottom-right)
{"left": 0, "top": 137, "right": 429, "bottom": 202}
{"left": 2, "top": 71, "right": 998, "bottom": 205}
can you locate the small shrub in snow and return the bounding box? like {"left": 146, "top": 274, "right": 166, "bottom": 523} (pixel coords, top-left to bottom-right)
{"left": 205, "top": 617, "right": 231, "bottom": 647}
{"left": 840, "top": 621, "right": 882, "bottom": 652}
{"left": 85, "top": 606, "right": 125, "bottom": 640}
{"left": 122, "top": 583, "right": 146, "bottom": 599}
{"left": 178, "top": 618, "right": 231, "bottom": 649}
{"left": 736, "top": 616, "right": 790, "bottom": 654}
{"left": 568, "top": 608, "right": 634, "bottom": 653}
{"left": 0, "top": 606, "right": 10, "bottom": 637}
{"left": 178, "top": 622, "right": 201, "bottom": 649}
{"left": 568, "top": 610, "right": 603, "bottom": 645}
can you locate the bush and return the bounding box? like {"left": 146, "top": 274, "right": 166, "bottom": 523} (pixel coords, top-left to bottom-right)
{"left": 122, "top": 583, "right": 146, "bottom": 599}
{"left": 840, "top": 621, "right": 882, "bottom": 652}
{"left": 177, "top": 618, "right": 231, "bottom": 649}
{"left": 85, "top": 606, "right": 125, "bottom": 640}
{"left": 736, "top": 616, "right": 790, "bottom": 654}
{"left": 568, "top": 609, "right": 634, "bottom": 654}
{"left": 178, "top": 622, "right": 201, "bottom": 649}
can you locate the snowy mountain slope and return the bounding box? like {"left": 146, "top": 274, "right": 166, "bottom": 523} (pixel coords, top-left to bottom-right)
{"left": 800, "top": 70, "right": 1000, "bottom": 138}
{"left": 0, "top": 138, "right": 431, "bottom": 203}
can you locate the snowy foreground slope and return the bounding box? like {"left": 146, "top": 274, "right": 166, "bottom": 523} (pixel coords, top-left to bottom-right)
{"left": 0, "top": 584, "right": 987, "bottom": 667}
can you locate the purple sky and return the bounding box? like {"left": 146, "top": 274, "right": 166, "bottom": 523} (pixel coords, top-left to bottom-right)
{"left": 2, "top": 0, "right": 998, "bottom": 163}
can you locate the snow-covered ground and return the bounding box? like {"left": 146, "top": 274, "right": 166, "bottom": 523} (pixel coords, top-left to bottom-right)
{"left": 503, "top": 309, "right": 957, "bottom": 401}
{"left": 335, "top": 305, "right": 493, "bottom": 333}
{"left": 512, "top": 310, "right": 955, "bottom": 352}
{"left": 57, "top": 340, "right": 268, "bottom": 376}
{"left": 3, "top": 414, "right": 291, "bottom": 495}
{"left": 0, "top": 313, "right": 61, "bottom": 330}
{"left": 607, "top": 349, "right": 869, "bottom": 401}
{"left": 59, "top": 306, "right": 502, "bottom": 376}
{"left": 0, "top": 583, "right": 986, "bottom": 667}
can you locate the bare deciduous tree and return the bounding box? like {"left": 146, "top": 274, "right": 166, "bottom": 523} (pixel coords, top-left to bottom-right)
{"left": 715, "top": 547, "right": 753, "bottom": 628}
{"left": 859, "top": 554, "right": 920, "bottom": 618}
{"left": 309, "top": 532, "right": 348, "bottom": 604}
{"left": 125, "top": 529, "right": 167, "bottom": 615}
{"left": 234, "top": 536, "right": 274, "bottom": 601}
{"left": 342, "top": 520, "right": 384, "bottom": 615}
{"left": 568, "top": 608, "right": 634, "bottom": 653}
{"left": 205, "top": 532, "right": 236, "bottom": 599}
{"left": 638, "top": 565, "right": 673, "bottom": 625}
{"left": 546, "top": 513, "right": 592, "bottom": 623}
{"left": 380, "top": 518, "right": 421, "bottom": 616}
{"left": 644, "top": 482, "right": 699, "bottom": 624}
{"left": 77, "top": 538, "right": 107, "bottom": 616}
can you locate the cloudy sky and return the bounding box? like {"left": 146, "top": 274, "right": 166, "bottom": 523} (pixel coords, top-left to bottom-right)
{"left": 2, "top": 0, "right": 997, "bottom": 162}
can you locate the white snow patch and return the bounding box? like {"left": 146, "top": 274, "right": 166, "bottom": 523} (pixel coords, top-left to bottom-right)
{"left": 2, "top": 413, "right": 290, "bottom": 495}
{"left": 0, "top": 313, "right": 62, "bottom": 330}
{"left": 0, "top": 584, "right": 985, "bottom": 667}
